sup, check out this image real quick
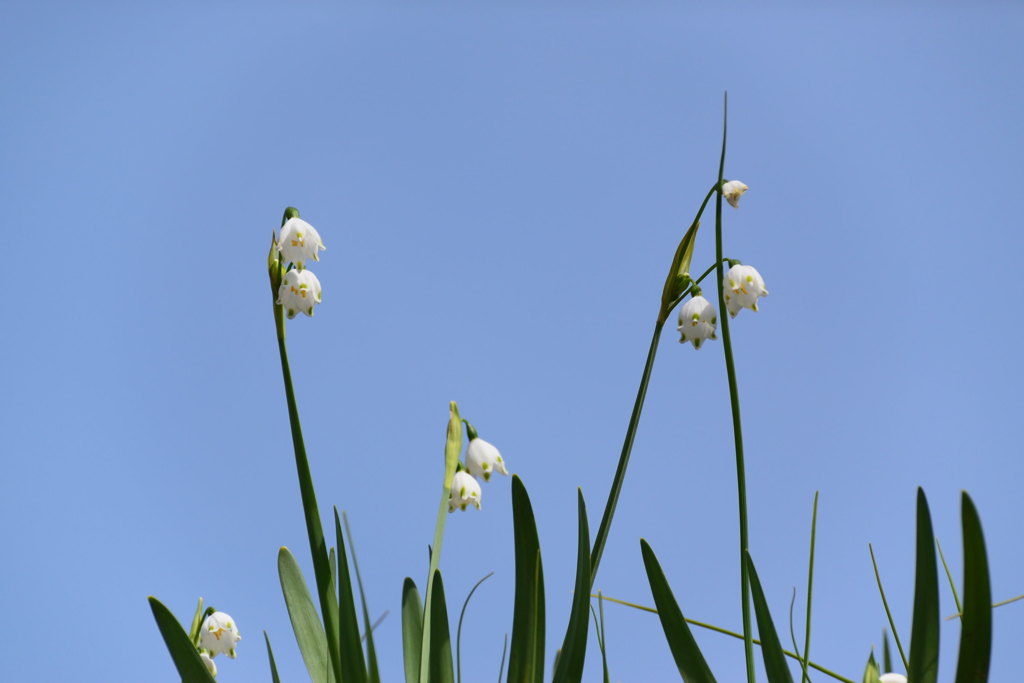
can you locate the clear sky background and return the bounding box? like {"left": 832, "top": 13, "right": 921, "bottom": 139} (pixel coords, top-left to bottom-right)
{"left": 2, "top": 2, "right": 1022, "bottom": 681}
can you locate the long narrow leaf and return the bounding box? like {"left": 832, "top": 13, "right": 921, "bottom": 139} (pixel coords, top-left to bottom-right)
{"left": 508, "top": 475, "right": 545, "bottom": 683}
{"left": 869, "top": 546, "right": 908, "bottom": 672}
{"left": 266, "top": 631, "right": 282, "bottom": 683}
{"left": 334, "top": 509, "right": 369, "bottom": 683}
{"left": 882, "top": 631, "right": 892, "bottom": 674}
{"left": 428, "top": 569, "right": 455, "bottom": 683}
{"left": 745, "top": 552, "right": 795, "bottom": 683}
{"left": 148, "top": 597, "right": 217, "bottom": 683}
{"left": 954, "top": 492, "right": 992, "bottom": 682}
{"left": 344, "top": 512, "right": 381, "bottom": 683}
{"left": 908, "top": 488, "right": 939, "bottom": 683}
{"left": 861, "top": 651, "right": 880, "bottom": 683}
{"left": 639, "top": 539, "right": 716, "bottom": 683}
{"left": 402, "top": 578, "right": 424, "bottom": 683}
{"left": 279, "top": 547, "right": 335, "bottom": 683}
{"left": 457, "top": 573, "right": 495, "bottom": 683}
{"left": 552, "top": 489, "right": 591, "bottom": 683}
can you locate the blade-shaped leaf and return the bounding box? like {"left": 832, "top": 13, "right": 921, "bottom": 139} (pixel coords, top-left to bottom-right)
{"left": 344, "top": 512, "right": 381, "bottom": 683}
{"left": 908, "top": 488, "right": 939, "bottom": 683}
{"left": 402, "top": 578, "right": 424, "bottom": 683}
{"left": 551, "top": 489, "right": 591, "bottom": 683}
{"left": 266, "top": 631, "right": 282, "bottom": 683}
{"left": 457, "top": 573, "right": 494, "bottom": 683}
{"left": 148, "top": 596, "right": 218, "bottom": 683}
{"left": 508, "top": 475, "right": 545, "bottom": 683}
{"left": 279, "top": 546, "right": 335, "bottom": 683}
{"left": 745, "top": 552, "right": 795, "bottom": 683}
{"left": 428, "top": 569, "right": 455, "bottom": 683}
{"left": 861, "top": 650, "right": 880, "bottom": 683}
{"left": 335, "top": 508, "right": 369, "bottom": 683}
{"left": 882, "top": 631, "right": 893, "bottom": 674}
{"left": 639, "top": 539, "right": 716, "bottom": 683}
{"left": 954, "top": 492, "right": 992, "bottom": 683}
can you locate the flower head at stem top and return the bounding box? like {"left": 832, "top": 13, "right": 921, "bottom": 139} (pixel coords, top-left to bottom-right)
{"left": 199, "top": 611, "right": 241, "bottom": 659}
{"left": 277, "top": 217, "right": 326, "bottom": 270}
{"left": 721, "top": 179, "right": 749, "bottom": 208}
{"left": 463, "top": 420, "right": 508, "bottom": 482}
{"left": 449, "top": 469, "right": 482, "bottom": 512}
{"left": 723, "top": 263, "right": 768, "bottom": 318}
{"left": 677, "top": 291, "right": 718, "bottom": 349}
{"left": 277, "top": 269, "right": 323, "bottom": 319}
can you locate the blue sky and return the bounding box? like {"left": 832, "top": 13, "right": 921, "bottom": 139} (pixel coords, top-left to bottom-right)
{"left": 2, "top": 2, "right": 1022, "bottom": 681}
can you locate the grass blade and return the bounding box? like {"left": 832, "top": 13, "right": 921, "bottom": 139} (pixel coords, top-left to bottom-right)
{"left": 552, "top": 489, "right": 592, "bottom": 683}
{"left": 936, "top": 538, "right": 963, "bottom": 615}
{"left": 334, "top": 509, "right": 369, "bottom": 683}
{"left": 882, "top": 630, "right": 892, "bottom": 674}
{"left": 343, "top": 513, "right": 381, "bottom": 683}
{"left": 908, "top": 488, "right": 939, "bottom": 683}
{"left": 861, "top": 650, "right": 880, "bottom": 683}
{"left": 278, "top": 546, "right": 335, "bottom": 683}
{"left": 954, "top": 492, "right": 992, "bottom": 682}
{"left": 508, "top": 475, "right": 545, "bottom": 683}
{"left": 639, "top": 539, "right": 716, "bottom": 683}
{"left": 745, "top": 552, "right": 795, "bottom": 683}
{"left": 597, "top": 592, "right": 611, "bottom": 683}
{"left": 402, "top": 578, "right": 424, "bottom": 683}
{"left": 869, "top": 545, "right": 908, "bottom": 672}
{"left": 265, "top": 631, "right": 282, "bottom": 683}
{"left": 428, "top": 569, "right": 455, "bottom": 683}
{"left": 147, "top": 596, "right": 217, "bottom": 683}
{"left": 497, "top": 634, "right": 509, "bottom": 683}
{"left": 802, "top": 491, "right": 819, "bottom": 683}
{"left": 456, "top": 573, "right": 494, "bottom": 683}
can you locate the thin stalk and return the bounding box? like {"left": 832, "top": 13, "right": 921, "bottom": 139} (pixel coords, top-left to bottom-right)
{"left": 592, "top": 594, "right": 856, "bottom": 683}
{"left": 802, "top": 491, "right": 820, "bottom": 683}
{"left": 713, "top": 91, "right": 754, "bottom": 683}
{"left": 589, "top": 320, "right": 664, "bottom": 584}
{"left": 869, "top": 544, "right": 910, "bottom": 672}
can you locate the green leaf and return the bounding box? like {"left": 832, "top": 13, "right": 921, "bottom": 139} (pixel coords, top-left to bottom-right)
{"left": 266, "top": 631, "right": 282, "bottom": 683}
{"left": 278, "top": 546, "right": 335, "bottom": 683}
{"left": 954, "top": 492, "right": 992, "bottom": 683}
{"left": 552, "top": 489, "right": 591, "bottom": 683}
{"left": 457, "top": 573, "right": 494, "bottom": 683}
{"left": 428, "top": 569, "right": 455, "bottom": 683}
{"left": 402, "top": 578, "right": 424, "bottom": 683}
{"left": 908, "top": 488, "right": 939, "bottom": 683}
{"left": 344, "top": 512, "right": 381, "bottom": 683}
{"left": 882, "top": 631, "right": 893, "bottom": 674}
{"left": 861, "top": 650, "right": 880, "bottom": 683}
{"left": 745, "top": 552, "right": 795, "bottom": 683}
{"left": 659, "top": 220, "right": 701, "bottom": 323}
{"left": 508, "top": 475, "right": 545, "bottom": 683}
{"left": 333, "top": 509, "right": 369, "bottom": 683}
{"left": 639, "top": 539, "right": 716, "bottom": 683}
{"left": 147, "top": 596, "right": 217, "bottom": 683}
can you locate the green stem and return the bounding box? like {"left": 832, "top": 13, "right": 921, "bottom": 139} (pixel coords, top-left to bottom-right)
{"left": 869, "top": 544, "right": 910, "bottom": 672}
{"left": 802, "top": 491, "right": 820, "bottom": 683}
{"left": 589, "top": 320, "right": 664, "bottom": 585}
{"left": 713, "top": 92, "right": 755, "bottom": 683}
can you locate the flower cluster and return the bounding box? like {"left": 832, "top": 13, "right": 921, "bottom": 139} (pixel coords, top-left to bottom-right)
{"left": 449, "top": 422, "right": 509, "bottom": 512}
{"left": 275, "top": 215, "right": 326, "bottom": 319}
{"left": 192, "top": 610, "right": 241, "bottom": 677}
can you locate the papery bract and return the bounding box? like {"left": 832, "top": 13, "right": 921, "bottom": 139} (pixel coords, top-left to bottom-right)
{"left": 277, "top": 269, "right": 323, "bottom": 319}
{"left": 277, "top": 217, "right": 326, "bottom": 270}
{"left": 449, "top": 471, "right": 482, "bottom": 512}
{"left": 466, "top": 438, "right": 508, "bottom": 482}
{"left": 199, "top": 611, "right": 241, "bottom": 659}
{"left": 721, "top": 180, "right": 749, "bottom": 208}
{"left": 723, "top": 264, "right": 768, "bottom": 318}
{"left": 677, "top": 295, "right": 718, "bottom": 349}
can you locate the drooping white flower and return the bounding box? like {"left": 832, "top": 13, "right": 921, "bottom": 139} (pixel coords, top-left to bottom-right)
{"left": 721, "top": 180, "right": 749, "bottom": 208}
{"left": 449, "top": 471, "right": 482, "bottom": 512}
{"left": 277, "top": 217, "right": 326, "bottom": 270}
{"left": 277, "top": 269, "right": 323, "bottom": 319}
{"left": 466, "top": 438, "right": 508, "bottom": 482}
{"left": 879, "top": 674, "right": 907, "bottom": 683}
{"left": 200, "top": 611, "right": 242, "bottom": 659}
{"left": 676, "top": 295, "right": 718, "bottom": 349}
{"left": 200, "top": 652, "right": 217, "bottom": 676}
{"left": 723, "top": 264, "right": 768, "bottom": 318}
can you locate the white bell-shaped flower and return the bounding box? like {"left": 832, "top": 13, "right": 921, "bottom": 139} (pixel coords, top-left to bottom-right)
{"left": 277, "top": 217, "right": 326, "bottom": 270}
{"left": 677, "top": 295, "right": 718, "bottom": 349}
{"left": 449, "top": 471, "right": 482, "bottom": 512}
{"left": 277, "top": 269, "right": 323, "bottom": 319}
{"left": 466, "top": 438, "right": 508, "bottom": 482}
{"left": 200, "top": 653, "right": 217, "bottom": 676}
{"left": 879, "top": 675, "right": 907, "bottom": 683}
{"left": 723, "top": 264, "right": 768, "bottom": 318}
{"left": 721, "top": 180, "right": 749, "bottom": 208}
{"left": 200, "top": 611, "right": 242, "bottom": 659}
